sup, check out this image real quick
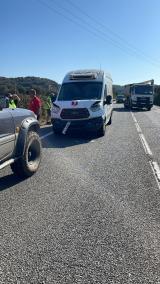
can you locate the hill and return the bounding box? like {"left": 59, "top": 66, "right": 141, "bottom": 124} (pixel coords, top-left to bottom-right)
{"left": 0, "top": 76, "right": 59, "bottom": 95}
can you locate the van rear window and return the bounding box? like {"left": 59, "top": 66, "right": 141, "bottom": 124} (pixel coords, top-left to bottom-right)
{"left": 58, "top": 82, "right": 102, "bottom": 101}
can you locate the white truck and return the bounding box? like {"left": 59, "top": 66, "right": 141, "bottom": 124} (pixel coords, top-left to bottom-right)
{"left": 51, "top": 69, "right": 113, "bottom": 137}
{"left": 124, "top": 79, "right": 154, "bottom": 110}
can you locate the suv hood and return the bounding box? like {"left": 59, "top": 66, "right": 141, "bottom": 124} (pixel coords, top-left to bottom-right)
{"left": 6, "top": 108, "right": 35, "bottom": 117}
{"left": 6, "top": 108, "right": 37, "bottom": 128}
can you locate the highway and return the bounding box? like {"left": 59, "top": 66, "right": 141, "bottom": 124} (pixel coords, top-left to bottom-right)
{"left": 0, "top": 104, "right": 160, "bottom": 283}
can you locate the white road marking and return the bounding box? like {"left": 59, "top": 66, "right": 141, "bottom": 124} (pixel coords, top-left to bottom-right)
{"left": 40, "top": 131, "right": 53, "bottom": 140}
{"left": 131, "top": 112, "right": 137, "bottom": 123}
{"left": 152, "top": 161, "right": 160, "bottom": 179}
{"left": 139, "top": 133, "right": 153, "bottom": 156}
{"left": 131, "top": 112, "right": 152, "bottom": 156}
{"left": 62, "top": 122, "right": 71, "bottom": 135}
{"left": 135, "top": 122, "right": 142, "bottom": 133}
{"left": 131, "top": 111, "right": 160, "bottom": 189}
{"left": 149, "top": 161, "right": 160, "bottom": 190}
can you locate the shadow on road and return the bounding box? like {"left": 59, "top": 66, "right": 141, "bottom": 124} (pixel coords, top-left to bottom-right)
{"left": 113, "top": 107, "right": 130, "bottom": 112}
{"left": 0, "top": 174, "right": 24, "bottom": 192}
{"left": 113, "top": 107, "right": 149, "bottom": 113}
{"left": 41, "top": 126, "right": 103, "bottom": 149}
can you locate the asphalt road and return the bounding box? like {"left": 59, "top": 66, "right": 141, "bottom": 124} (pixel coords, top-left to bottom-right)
{"left": 0, "top": 105, "right": 160, "bottom": 284}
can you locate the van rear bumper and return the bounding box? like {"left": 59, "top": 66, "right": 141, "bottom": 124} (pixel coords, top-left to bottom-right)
{"left": 51, "top": 117, "right": 104, "bottom": 132}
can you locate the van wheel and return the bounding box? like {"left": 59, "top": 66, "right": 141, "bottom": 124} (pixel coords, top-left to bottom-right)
{"left": 11, "top": 131, "right": 41, "bottom": 178}
{"left": 97, "top": 122, "right": 106, "bottom": 137}
{"left": 107, "top": 115, "right": 112, "bottom": 125}
{"left": 147, "top": 107, "right": 151, "bottom": 111}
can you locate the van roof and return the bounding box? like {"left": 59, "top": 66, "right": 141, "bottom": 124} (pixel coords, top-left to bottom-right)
{"left": 62, "top": 69, "right": 112, "bottom": 83}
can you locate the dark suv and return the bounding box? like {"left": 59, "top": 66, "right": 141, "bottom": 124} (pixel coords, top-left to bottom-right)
{"left": 0, "top": 106, "right": 42, "bottom": 177}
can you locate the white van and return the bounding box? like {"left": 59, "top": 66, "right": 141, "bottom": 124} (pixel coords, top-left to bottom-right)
{"left": 51, "top": 69, "right": 113, "bottom": 136}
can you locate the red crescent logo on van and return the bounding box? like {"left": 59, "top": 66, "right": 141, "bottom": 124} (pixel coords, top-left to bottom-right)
{"left": 71, "top": 101, "right": 78, "bottom": 106}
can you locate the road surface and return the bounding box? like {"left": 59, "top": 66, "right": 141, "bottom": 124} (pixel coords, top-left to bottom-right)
{"left": 0, "top": 105, "right": 160, "bottom": 283}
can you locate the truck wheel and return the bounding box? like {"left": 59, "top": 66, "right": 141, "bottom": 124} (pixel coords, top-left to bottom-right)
{"left": 11, "top": 131, "right": 42, "bottom": 178}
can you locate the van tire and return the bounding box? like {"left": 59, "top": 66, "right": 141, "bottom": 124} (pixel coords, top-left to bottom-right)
{"left": 11, "top": 131, "right": 41, "bottom": 178}
{"left": 107, "top": 115, "right": 112, "bottom": 125}
{"left": 97, "top": 122, "right": 106, "bottom": 137}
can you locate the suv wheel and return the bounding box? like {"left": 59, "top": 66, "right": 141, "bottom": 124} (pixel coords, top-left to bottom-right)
{"left": 11, "top": 131, "right": 42, "bottom": 178}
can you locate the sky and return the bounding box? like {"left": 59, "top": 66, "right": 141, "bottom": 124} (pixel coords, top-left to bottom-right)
{"left": 1, "top": 0, "right": 160, "bottom": 85}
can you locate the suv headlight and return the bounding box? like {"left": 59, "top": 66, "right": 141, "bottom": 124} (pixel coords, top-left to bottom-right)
{"left": 90, "top": 101, "right": 101, "bottom": 112}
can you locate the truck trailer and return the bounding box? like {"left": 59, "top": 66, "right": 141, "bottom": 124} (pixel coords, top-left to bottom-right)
{"left": 124, "top": 79, "right": 154, "bottom": 110}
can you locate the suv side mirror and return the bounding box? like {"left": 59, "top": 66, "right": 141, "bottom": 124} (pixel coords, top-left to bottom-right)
{"left": 105, "top": 95, "right": 112, "bottom": 105}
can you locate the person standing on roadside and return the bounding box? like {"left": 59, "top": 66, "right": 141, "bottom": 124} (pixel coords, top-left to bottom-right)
{"left": 5, "top": 93, "right": 21, "bottom": 108}
{"left": 44, "top": 94, "right": 52, "bottom": 124}
{"left": 5, "top": 94, "right": 9, "bottom": 108}
{"left": 13, "top": 94, "right": 21, "bottom": 107}
{"left": 28, "top": 89, "right": 42, "bottom": 121}
{"left": 6, "top": 93, "right": 17, "bottom": 109}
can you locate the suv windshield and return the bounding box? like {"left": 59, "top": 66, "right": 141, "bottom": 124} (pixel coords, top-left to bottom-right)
{"left": 58, "top": 82, "right": 102, "bottom": 101}
{"left": 134, "top": 85, "right": 153, "bottom": 95}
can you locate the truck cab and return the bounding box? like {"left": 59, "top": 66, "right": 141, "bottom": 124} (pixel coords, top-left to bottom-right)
{"left": 124, "top": 80, "right": 154, "bottom": 110}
